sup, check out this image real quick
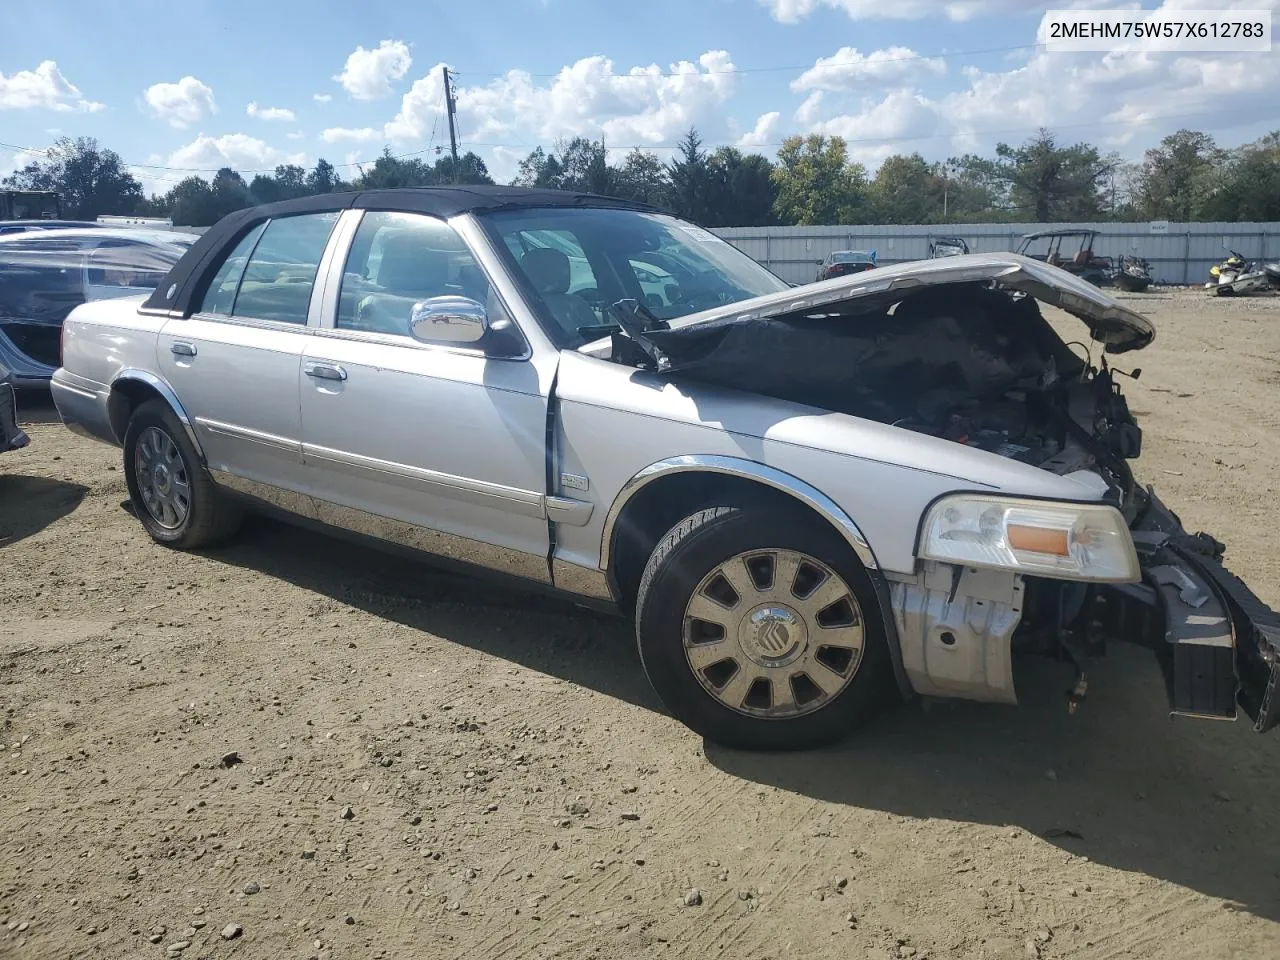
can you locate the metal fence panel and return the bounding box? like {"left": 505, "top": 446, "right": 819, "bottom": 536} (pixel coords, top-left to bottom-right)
{"left": 713, "top": 222, "right": 1280, "bottom": 286}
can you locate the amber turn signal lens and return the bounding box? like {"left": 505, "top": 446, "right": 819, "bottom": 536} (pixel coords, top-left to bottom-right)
{"left": 1007, "top": 524, "right": 1070, "bottom": 556}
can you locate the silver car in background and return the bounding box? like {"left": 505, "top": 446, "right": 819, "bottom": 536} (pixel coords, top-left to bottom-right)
{"left": 50, "top": 187, "right": 1279, "bottom": 749}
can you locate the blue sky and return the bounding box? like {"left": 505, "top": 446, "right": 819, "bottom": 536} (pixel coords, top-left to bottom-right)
{"left": 2, "top": 0, "right": 1277, "bottom": 194}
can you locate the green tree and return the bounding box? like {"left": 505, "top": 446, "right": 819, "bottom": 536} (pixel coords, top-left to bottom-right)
{"left": 512, "top": 146, "right": 562, "bottom": 189}
{"left": 306, "top": 159, "right": 345, "bottom": 194}
{"left": 512, "top": 138, "right": 612, "bottom": 193}
{"left": 869, "top": 153, "right": 944, "bottom": 224}
{"left": 771, "top": 135, "right": 868, "bottom": 225}
{"left": 163, "top": 176, "right": 218, "bottom": 226}
{"left": 1133, "top": 129, "right": 1223, "bottom": 220}
{"left": 209, "top": 168, "right": 254, "bottom": 221}
{"left": 249, "top": 164, "right": 310, "bottom": 205}
{"left": 432, "top": 151, "right": 494, "bottom": 186}
{"left": 1200, "top": 132, "right": 1280, "bottom": 221}
{"left": 954, "top": 129, "right": 1114, "bottom": 221}
{"left": 354, "top": 148, "right": 435, "bottom": 189}
{"left": 704, "top": 148, "right": 777, "bottom": 227}
{"left": 613, "top": 148, "right": 670, "bottom": 207}
{"left": 1, "top": 136, "right": 145, "bottom": 219}
{"left": 666, "top": 128, "right": 711, "bottom": 222}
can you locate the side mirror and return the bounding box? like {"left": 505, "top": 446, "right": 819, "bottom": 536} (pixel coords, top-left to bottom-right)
{"left": 409, "top": 296, "right": 487, "bottom": 345}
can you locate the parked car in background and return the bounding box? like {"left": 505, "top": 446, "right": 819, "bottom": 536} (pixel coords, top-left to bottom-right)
{"left": 51, "top": 186, "right": 1279, "bottom": 749}
{"left": 928, "top": 236, "right": 970, "bottom": 258}
{"left": 815, "top": 249, "right": 877, "bottom": 281}
{"left": 0, "top": 228, "right": 197, "bottom": 387}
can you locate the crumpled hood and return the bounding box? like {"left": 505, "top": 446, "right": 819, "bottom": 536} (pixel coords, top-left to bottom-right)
{"left": 655, "top": 252, "right": 1155, "bottom": 354}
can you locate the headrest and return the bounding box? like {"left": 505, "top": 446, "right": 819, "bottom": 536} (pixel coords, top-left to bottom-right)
{"left": 520, "top": 247, "right": 570, "bottom": 296}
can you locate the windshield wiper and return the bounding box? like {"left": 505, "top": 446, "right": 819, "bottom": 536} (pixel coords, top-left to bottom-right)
{"left": 605, "top": 299, "right": 671, "bottom": 371}
{"left": 576, "top": 322, "right": 620, "bottom": 340}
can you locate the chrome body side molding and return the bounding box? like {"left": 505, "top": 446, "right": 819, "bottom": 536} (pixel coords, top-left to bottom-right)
{"left": 210, "top": 470, "right": 552, "bottom": 585}
{"left": 599, "top": 454, "right": 879, "bottom": 572}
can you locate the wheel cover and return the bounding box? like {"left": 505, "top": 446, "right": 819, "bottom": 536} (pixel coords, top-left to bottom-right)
{"left": 682, "top": 548, "right": 865, "bottom": 720}
{"left": 134, "top": 425, "right": 191, "bottom": 530}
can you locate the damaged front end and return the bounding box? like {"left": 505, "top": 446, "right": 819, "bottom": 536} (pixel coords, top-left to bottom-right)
{"left": 598, "top": 253, "right": 1278, "bottom": 733}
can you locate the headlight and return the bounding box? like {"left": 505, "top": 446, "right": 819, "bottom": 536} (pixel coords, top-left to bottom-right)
{"left": 919, "top": 494, "right": 1140, "bottom": 583}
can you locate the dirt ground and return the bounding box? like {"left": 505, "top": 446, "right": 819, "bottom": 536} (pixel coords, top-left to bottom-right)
{"left": 1, "top": 287, "right": 1279, "bottom": 960}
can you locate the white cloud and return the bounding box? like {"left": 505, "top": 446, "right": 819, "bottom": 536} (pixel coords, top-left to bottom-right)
{"left": 144, "top": 76, "right": 216, "bottom": 128}
{"left": 287, "top": 130, "right": 305, "bottom": 140}
{"left": 385, "top": 51, "right": 740, "bottom": 149}
{"left": 0, "top": 61, "right": 104, "bottom": 112}
{"left": 793, "top": 47, "right": 946, "bottom": 92}
{"left": 166, "top": 133, "right": 306, "bottom": 174}
{"left": 313, "top": 93, "right": 333, "bottom": 104}
{"left": 794, "top": 0, "right": 1280, "bottom": 171}
{"left": 763, "top": 0, "right": 1048, "bottom": 22}
{"left": 737, "top": 111, "right": 781, "bottom": 148}
{"left": 322, "top": 127, "right": 380, "bottom": 144}
{"left": 334, "top": 39, "right": 412, "bottom": 100}
{"left": 810, "top": 89, "right": 944, "bottom": 167}
{"left": 795, "top": 90, "right": 825, "bottom": 125}
{"left": 247, "top": 102, "right": 296, "bottom": 122}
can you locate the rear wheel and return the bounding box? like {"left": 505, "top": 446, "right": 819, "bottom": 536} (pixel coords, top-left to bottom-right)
{"left": 123, "top": 399, "right": 242, "bottom": 549}
{"left": 635, "top": 506, "right": 891, "bottom": 750}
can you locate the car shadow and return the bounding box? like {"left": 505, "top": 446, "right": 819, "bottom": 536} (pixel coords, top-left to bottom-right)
{"left": 706, "top": 648, "right": 1280, "bottom": 921}
{"left": 0, "top": 475, "right": 87, "bottom": 547}
{"left": 206, "top": 516, "right": 659, "bottom": 712}
{"left": 206, "top": 517, "right": 1279, "bottom": 922}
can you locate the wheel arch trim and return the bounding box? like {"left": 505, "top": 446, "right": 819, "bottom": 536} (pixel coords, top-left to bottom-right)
{"left": 109, "top": 368, "right": 205, "bottom": 462}
{"left": 599, "top": 455, "right": 880, "bottom": 572}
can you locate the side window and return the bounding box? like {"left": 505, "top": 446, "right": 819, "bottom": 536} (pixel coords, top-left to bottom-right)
{"left": 337, "top": 212, "right": 504, "bottom": 338}
{"left": 197, "top": 222, "right": 266, "bottom": 316}
{"left": 230, "top": 212, "right": 339, "bottom": 324}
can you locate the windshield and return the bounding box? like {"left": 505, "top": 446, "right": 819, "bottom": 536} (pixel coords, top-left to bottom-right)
{"left": 478, "top": 207, "right": 788, "bottom": 347}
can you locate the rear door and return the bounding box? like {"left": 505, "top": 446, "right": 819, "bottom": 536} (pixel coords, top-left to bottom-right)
{"left": 155, "top": 211, "right": 340, "bottom": 493}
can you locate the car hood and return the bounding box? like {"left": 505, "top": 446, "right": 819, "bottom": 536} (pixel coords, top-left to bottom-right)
{"left": 653, "top": 252, "right": 1155, "bottom": 354}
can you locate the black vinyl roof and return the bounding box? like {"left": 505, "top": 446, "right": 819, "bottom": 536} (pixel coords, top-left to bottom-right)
{"left": 143, "top": 186, "right": 657, "bottom": 314}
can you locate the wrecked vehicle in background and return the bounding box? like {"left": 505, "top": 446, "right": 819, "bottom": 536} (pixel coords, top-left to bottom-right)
{"left": 0, "top": 228, "right": 197, "bottom": 386}
{"left": 50, "top": 188, "right": 1279, "bottom": 750}
{"left": 928, "top": 236, "right": 970, "bottom": 259}
{"left": 1114, "top": 253, "right": 1153, "bottom": 292}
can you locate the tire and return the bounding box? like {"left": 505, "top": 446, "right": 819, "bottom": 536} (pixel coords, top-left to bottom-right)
{"left": 123, "top": 398, "right": 242, "bottom": 549}
{"left": 635, "top": 506, "right": 892, "bottom": 750}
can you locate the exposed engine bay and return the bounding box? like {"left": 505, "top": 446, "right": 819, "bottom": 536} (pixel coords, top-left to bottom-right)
{"left": 609, "top": 282, "right": 1144, "bottom": 510}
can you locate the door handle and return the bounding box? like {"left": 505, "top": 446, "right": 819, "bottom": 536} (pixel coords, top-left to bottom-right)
{"left": 304, "top": 361, "right": 348, "bottom": 382}
{"left": 170, "top": 341, "right": 197, "bottom": 357}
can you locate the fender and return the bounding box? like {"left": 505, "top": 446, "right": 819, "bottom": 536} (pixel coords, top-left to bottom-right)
{"left": 110, "top": 368, "right": 206, "bottom": 462}
{"left": 599, "top": 454, "right": 880, "bottom": 572}
{"left": 599, "top": 454, "right": 915, "bottom": 699}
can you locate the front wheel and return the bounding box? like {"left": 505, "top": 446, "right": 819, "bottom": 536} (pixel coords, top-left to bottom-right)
{"left": 635, "top": 506, "right": 892, "bottom": 750}
{"left": 123, "top": 399, "right": 242, "bottom": 549}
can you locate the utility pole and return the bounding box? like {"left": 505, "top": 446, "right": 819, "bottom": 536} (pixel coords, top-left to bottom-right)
{"left": 442, "top": 66, "right": 460, "bottom": 182}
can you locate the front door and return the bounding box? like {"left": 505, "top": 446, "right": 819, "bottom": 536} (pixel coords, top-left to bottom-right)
{"left": 156, "top": 212, "right": 340, "bottom": 493}
{"left": 298, "top": 211, "right": 553, "bottom": 581}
